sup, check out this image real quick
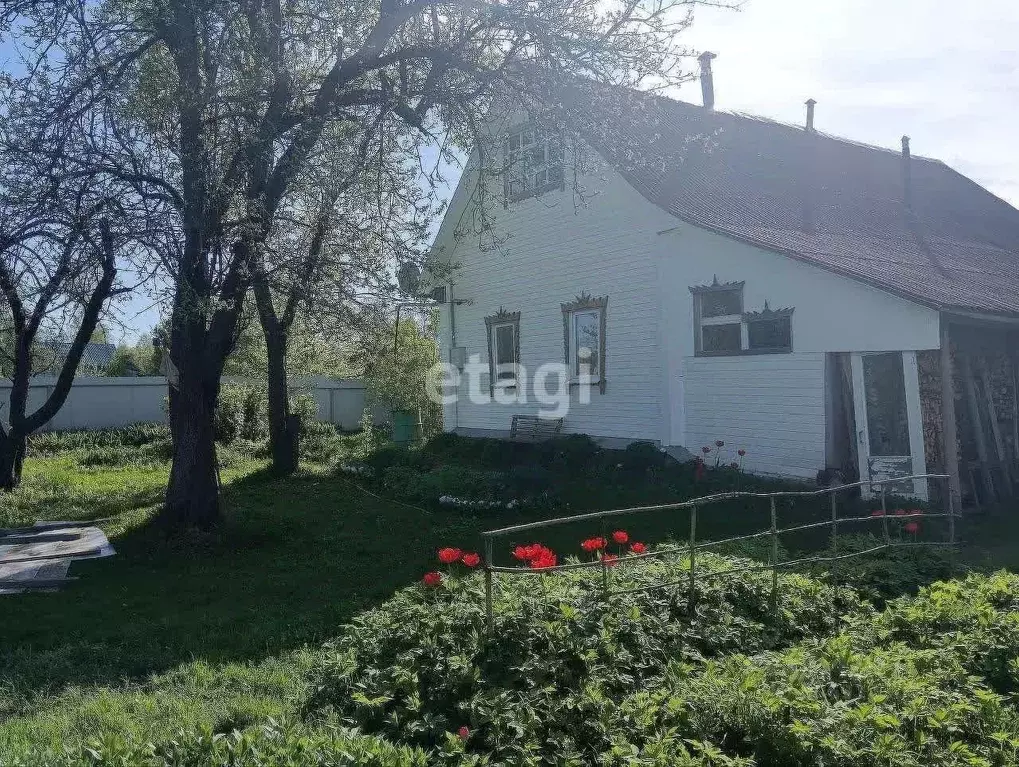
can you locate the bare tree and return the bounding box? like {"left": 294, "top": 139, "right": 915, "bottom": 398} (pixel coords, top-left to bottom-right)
{"left": 0, "top": 162, "right": 127, "bottom": 488}
{"left": 6, "top": 0, "right": 702, "bottom": 528}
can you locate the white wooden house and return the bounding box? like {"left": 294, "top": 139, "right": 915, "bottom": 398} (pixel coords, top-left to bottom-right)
{"left": 429, "top": 63, "right": 1019, "bottom": 507}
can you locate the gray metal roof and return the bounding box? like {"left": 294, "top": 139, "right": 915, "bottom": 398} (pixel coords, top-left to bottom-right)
{"left": 47, "top": 342, "right": 116, "bottom": 370}
{"left": 564, "top": 81, "right": 1019, "bottom": 316}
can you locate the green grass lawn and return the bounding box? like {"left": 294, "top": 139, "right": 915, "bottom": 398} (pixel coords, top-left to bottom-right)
{"left": 0, "top": 454, "right": 490, "bottom": 756}
{"left": 0, "top": 438, "right": 1014, "bottom": 758}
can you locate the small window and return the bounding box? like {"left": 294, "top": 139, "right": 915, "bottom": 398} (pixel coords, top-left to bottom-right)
{"left": 504, "top": 123, "right": 563, "bottom": 202}
{"left": 747, "top": 316, "right": 792, "bottom": 352}
{"left": 561, "top": 293, "right": 608, "bottom": 393}
{"left": 702, "top": 323, "right": 742, "bottom": 353}
{"left": 484, "top": 309, "right": 520, "bottom": 391}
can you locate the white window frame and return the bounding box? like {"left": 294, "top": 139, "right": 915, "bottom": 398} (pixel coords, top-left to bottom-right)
{"left": 504, "top": 123, "right": 564, "bottom": 203}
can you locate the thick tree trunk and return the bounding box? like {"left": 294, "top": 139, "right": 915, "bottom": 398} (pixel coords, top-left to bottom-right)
{"left": 265, "top": 326, "right": 299, "bottom": 475}
{"left": 0, "top": 432, "right": 26, "bottom": 491}
{"left": 163, "top": 377, "right": 221, "bottom": 530}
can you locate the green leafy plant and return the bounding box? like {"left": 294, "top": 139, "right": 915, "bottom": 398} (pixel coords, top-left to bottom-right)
{"left": 305, "top": 545, "right": 865, "bottom": 762}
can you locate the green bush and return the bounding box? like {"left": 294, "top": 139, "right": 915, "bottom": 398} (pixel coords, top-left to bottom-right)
{"left": 213, "top": 383, "right": 319, "bottom": 447}
{"left": 818, "top": 532, "right": 959, "bottom": 603}
{"left": 28, "top": 424, "right": 171, "bottom": 457}
{"left": 872, "top": 571, "right": 1019, "bottom": 697}
{"left": 215, "top": 384, "right": 269, "bottom": 444}
{"left": 9, "top": 719, "right": 428, "bottom": 767}
{"left": 303, "top": 565, "right": 1019, "bottom": 766}
{"left": 379, "top": 465, "right": 511, "bottom": 505}
{"left": 635, "top": 635, "right": 1019, "bottom": 766}
{"left": 76, "top": 439, "right": 174, "bottom": 468}
{"left": 305, "top": 548, "right": 865, "bottom": 762}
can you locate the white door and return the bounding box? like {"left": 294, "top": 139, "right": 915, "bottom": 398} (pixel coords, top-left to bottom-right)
{"left": 851, "top": 351, "right": 928, "bottom": 500}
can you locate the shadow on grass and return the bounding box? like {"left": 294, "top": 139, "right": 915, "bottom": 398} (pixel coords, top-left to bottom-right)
{"left": 0, "top": 466, "right": 477, "bottom": 701}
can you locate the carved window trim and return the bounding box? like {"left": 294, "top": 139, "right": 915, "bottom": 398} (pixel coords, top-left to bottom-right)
{"left": 484, "top": 308, "right": 521, "bottom": 393}
{"left": 743, "top": 303, "right": 794, "bottom": 353}
{"left": 503, "top": 121, "right": 565, "bottom": 204}
{"left": 690, "top": 277, "right": 793, "bottom": 356}
{"left": 561, "top": 293, "right": 608, "bottom": 394}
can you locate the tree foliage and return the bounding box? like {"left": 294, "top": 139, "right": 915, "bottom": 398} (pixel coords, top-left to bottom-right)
{"left": 3, "top": 0, "right": 705, "bottom": 524}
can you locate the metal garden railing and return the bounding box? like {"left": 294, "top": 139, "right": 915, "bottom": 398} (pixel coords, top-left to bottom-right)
{"left": 479, "top": 474, "right": 956, "bottom": 630}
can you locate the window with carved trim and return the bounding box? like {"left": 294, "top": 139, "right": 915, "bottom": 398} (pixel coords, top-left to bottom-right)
{"left": 484, "top": 309, "right": 521, "bottom": 390}
{"left": 561, "top": 293, "right": 608, "bottom": 393}
{"left": 690, "top": 279, "right": 793, "bottom": 355}
{"left": 504, "top": 124, "right": 564, "bottom": 202}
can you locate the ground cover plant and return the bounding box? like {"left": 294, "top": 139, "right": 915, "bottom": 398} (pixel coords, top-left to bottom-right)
{"left": 0, "top": 427, "right": 1013, "bottom": 766}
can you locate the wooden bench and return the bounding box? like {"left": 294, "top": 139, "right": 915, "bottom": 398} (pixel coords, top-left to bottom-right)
{"left": 509, "top": 415, "right": 564, "bottom": 442}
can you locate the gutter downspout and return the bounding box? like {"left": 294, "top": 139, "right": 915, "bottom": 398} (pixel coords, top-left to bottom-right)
{"left": 449, "top": 289, "right": 459, "bottom": 433}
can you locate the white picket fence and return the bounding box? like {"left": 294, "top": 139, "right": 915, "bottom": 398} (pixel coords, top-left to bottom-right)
{"left": 0, "top": 375, "right": 385, "bottom": 432}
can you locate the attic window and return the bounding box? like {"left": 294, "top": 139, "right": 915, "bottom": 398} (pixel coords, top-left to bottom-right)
{"left": 690, "top": 279, "right": 794, "bottom": 356}
{"left": 504, "top": 123, "right": 563, "bottom": 202}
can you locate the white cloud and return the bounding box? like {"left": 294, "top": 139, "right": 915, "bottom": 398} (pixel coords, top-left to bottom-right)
{"left": 679, "top": 0, "right": 1019, "bottom": 204}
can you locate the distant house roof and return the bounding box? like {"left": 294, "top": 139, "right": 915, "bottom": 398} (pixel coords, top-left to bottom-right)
{"left": 561, "top": 81, "right": 1019, "bottom": 317}
{"left": 47, "top": 342, "right": 116, "bottom": 371}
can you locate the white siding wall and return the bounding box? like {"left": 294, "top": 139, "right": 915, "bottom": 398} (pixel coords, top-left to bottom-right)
{"left": 684, "top": 354, "right": 826, "bottom": 478}
{"left": 658, "top": 222, "right": 941, "bottom": 466}
{"left": 435, "top": 156, "right": 679, "bottom": 444}
{"left": 433, "top": 145, "right": 942, "bottom": 476}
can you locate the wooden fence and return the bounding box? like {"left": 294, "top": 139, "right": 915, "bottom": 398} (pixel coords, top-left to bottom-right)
{"left": 479, "top": 474, "right": 954, "bottom": 629}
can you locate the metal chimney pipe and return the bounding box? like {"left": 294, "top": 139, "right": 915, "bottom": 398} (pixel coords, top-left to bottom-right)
{"left": 901, "top": 135, "right": 912, "bottom": 209}
{"left": 698, "top": 52, "right": 717, "bottom": 110}
{"left": 805, "top": 98, "right": 816, "bottom": 132}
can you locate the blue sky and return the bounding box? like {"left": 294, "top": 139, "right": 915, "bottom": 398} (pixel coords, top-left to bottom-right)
{"left": 4, "top": 0, "right": 1017, "bottom": 341}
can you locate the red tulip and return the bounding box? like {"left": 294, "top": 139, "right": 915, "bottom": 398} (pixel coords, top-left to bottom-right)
{"left": 530, "top": 551, "right": 558, "bottom": 570}
{"left": 462, "top": 552, "right": 481, "bottom": 568}
{"left": 511, "top": 545, "right": 529, "bottom": 561}
{"left": 602, "top": 553, "right": 619, "bottom": 567}
{"left": 738, "top": 449, "right": 746, "bottom": 457}
{"left": 438, "top": 547, "right": 462, "bottom": 564}
{"left": 702, "top": 446, "right": 711, "bottom": 454}
{"left": 904, "top": 521, "right": 920, "bottom": 534}
{"left": 524, "top": 543, "right": 544, "bottom": 560}
{"left": 581, "top": 537, "right": 607, "bottom": 552}
{"left": 612, "top": 530, "right": 629, "bottom": 544}
{"left": 730, "top": 462, "right": 739, "bottom": 469}
{"left": 422, "top": 571, "right": 442, "bottom": 587}
{"left": 715, "top": 440, "right": 724, "bottom": 448}
{"left": 630, "top": 542, "right": 647, "bottom": 554}
{"left": 457, "top": 726, "right": 470, "bottom": 741}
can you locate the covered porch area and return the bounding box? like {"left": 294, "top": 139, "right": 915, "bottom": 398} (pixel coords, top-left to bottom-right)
{"left": 925, "top": 314, "right": 1019, "bottom": 512}
{"left": 823, "top": 313, "right": 1019, "bottom": 511}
